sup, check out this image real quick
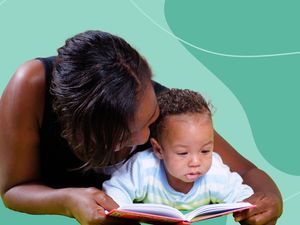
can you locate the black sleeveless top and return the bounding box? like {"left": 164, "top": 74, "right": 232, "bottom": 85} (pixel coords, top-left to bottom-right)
{"left": 37, "top": 57, "right": 167, "bottom": 188}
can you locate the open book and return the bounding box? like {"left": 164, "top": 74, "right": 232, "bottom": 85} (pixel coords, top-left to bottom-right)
{"left": 107, "top": 202, "right": 255, "bottom": 224}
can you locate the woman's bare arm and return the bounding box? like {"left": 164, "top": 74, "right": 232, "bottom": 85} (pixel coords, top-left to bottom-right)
{"left": 0, "top": 60, "right": 118, "bottom": 224}
{"left": 0, "top": 60, "right": 45, "bottom": 197}
{"left": 214, "top": 131, "right": 282, "bottom": 224}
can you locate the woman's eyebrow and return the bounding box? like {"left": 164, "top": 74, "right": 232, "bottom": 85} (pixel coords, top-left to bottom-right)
{"left": 144, "top": 103, "right": 158, "bottom": 126}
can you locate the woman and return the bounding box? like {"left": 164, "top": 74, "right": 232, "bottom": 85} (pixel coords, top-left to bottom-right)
{"left": 0, "top": 30, "right": 282, "bottom": 225}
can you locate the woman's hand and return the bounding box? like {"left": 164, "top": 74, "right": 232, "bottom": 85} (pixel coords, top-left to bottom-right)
{"left": 233, "top": 192, "right": 282, "bottom": 225}
{"left": 64, "top": 187, "right": 121, "bottom": 225}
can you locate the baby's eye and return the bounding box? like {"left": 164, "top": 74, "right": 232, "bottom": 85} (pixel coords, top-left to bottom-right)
{"left": 201, "top": 149, "right": 211, "bottom": 154}
{"left": 176, "top": 152, "right": 188, "bottom": 156}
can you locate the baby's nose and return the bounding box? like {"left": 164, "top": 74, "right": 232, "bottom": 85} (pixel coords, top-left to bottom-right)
{"left": 189, "top": 155, "right": 201, "bottom": 167}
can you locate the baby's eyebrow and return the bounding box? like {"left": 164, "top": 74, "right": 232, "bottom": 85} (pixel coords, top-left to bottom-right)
{"left": 202, "top": 141, "right": 213, "bottom": 146}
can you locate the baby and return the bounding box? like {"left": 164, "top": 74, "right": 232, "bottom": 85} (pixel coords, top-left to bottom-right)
{"left": 103, "top": 88, "right": 253, "bottom": 210}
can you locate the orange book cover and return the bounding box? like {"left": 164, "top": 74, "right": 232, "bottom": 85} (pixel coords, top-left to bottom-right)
{"left": 107, "top": 202, "right": 255, "bottom": 224}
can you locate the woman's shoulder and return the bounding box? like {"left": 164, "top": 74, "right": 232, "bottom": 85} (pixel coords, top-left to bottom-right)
{"left": 14, "top": 56, "right": 55, "bottom": 87}
{"left": 1, "top": 59, "right": 47, "bottom": 126}
{"left": 10, "top": 59, "right": 46, "bottom": 90}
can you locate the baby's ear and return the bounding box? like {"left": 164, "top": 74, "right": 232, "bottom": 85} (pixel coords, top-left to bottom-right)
{"left": 150, "top": 138, "right": 163, "bottom": 160}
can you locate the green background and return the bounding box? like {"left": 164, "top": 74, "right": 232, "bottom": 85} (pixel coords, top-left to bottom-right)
{"left": 0, "top": 0, "right": 299, "bottom": 224}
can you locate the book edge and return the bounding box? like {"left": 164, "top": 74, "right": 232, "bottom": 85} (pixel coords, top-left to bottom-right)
{"left": 108, "top": 209, "right": 188, "bottom": 223}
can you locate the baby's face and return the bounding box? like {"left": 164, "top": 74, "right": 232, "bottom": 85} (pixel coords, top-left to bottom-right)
{"left": 158, "top": 113, "right": 214, "bottom": 191}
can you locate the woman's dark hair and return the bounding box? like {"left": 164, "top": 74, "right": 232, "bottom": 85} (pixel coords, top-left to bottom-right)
{"left": 51, "top": 30, "right": 152, "bottom": 170}
{"left": 151, "top": 88, "right": 212, "bottom": 141}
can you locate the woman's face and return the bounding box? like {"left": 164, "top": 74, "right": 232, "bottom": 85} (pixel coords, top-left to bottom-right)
{"left": 122, "top": 84, "right": 159, "bottom": 148}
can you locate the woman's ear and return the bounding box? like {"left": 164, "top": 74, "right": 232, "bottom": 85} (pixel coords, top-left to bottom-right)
{"left": 150, "top": 138, "right": 163, "bottom": 160}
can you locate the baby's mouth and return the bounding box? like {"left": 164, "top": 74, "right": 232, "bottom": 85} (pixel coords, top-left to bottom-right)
{"left": 185, "top": 172, "right": 201, "bottom": 180}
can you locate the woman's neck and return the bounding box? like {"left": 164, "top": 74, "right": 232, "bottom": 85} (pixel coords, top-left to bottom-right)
{"left": 111, "top": 146, "right": 132, "bottom": 164}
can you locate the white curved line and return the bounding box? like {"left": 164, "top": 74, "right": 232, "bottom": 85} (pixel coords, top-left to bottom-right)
{"left": 283, "top": 191, "right": 300, "bottom": 202}
{"left": 129, "top": 0, "right": 300, "bottom": 58}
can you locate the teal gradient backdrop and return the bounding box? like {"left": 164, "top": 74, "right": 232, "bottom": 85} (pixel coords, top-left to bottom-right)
{"left": 0, "top": 0, "right": 298, "bottom": 224}
{"left": 164, "top": 0, "right": 300, "bottom": 176}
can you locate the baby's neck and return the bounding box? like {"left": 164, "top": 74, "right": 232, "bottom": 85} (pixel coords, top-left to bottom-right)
{"left": 168, "top": 178, "right": 194, "bottom": 194}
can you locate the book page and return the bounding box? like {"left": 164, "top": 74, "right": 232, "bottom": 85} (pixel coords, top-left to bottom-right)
{"left": 118, "top": 203, "right": 186, "bottom": 220}
{"left": 185, "top": 202, "right": 253, "bottom": 221}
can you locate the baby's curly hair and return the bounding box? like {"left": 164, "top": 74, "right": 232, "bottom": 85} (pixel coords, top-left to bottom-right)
{"left": 151, "top": 88, "right": 212, "bottom": 141}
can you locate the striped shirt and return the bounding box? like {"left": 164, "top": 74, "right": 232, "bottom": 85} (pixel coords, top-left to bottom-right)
{"left": 103, "top": 149, "right": 253, "bottom": 210}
